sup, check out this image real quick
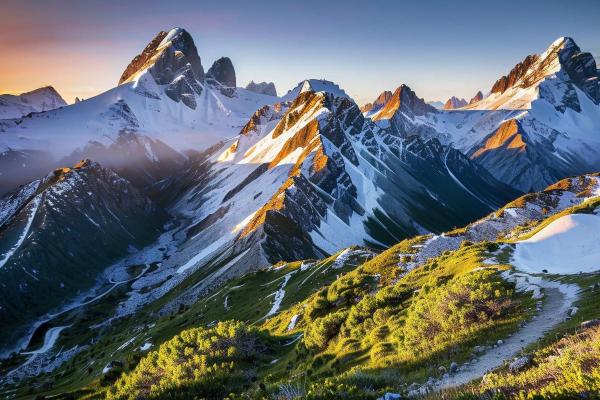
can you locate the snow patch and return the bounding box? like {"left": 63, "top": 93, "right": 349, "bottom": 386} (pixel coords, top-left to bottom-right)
{"left": 513, "top": 213, "right": 600, "bottom": 274}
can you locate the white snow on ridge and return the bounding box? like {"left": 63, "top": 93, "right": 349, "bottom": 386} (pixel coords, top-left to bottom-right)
{"left": 0, "top": 196, "right": 41, "bottom": 270}
{"left": 282, "top": 79, "right": 349, "bottom": 102}
{"left": 176, "top": 236, "right": 231, "bottom": 274}
{"left": 512, "top": 213, "right": 600, "bottom": 274}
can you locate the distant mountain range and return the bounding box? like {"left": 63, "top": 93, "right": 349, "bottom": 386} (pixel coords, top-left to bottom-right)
{"left": 0, "top": 86, "right": 66, "bottom": 119}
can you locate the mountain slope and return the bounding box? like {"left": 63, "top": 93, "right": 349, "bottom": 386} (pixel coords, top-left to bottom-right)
{"left": 0, "top": 160, "right": 168, "bottom": 350}
{"left": 120, "top": 80, "right": 520, "bottom": 321}
{"left": 363, "top": 37, "right": 600, "bottom": 192}
{"left": 0, "top": 86, "right": 67, "bottom": 119}
{"left": 0, "top": 28, "right": 277, "bottom": 195}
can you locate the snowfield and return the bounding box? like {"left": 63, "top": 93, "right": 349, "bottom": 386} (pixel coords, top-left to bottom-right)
{"left": 513, "top": 213, "right": 600, "bottom": 274}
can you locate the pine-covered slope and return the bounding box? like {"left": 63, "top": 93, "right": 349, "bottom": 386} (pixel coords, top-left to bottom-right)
{"left": 0, "top": 160, "right": 168, "bottom": 350}
{"left": 7, "top": 173, "right": 598, "bottom": 399}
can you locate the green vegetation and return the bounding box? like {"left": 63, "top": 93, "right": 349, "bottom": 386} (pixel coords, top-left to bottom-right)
{"left": 106, "top": 321, "right": 268, "bottom": 400}
{"left": 478, "top": 326, "right": 600, "bottom": 398}
{"left": 5, "top": 184, "right": 600, "bottom": 399}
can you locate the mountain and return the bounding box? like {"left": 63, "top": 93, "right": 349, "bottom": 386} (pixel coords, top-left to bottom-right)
{"left": 466, "top": 37, "right": 600, "bottom": 190}
{"left": 443, "top": 95, "right": 468, "bottom": 109}
{"left": 362, "top": 37, "right": 600, "bottom": 192}
{"left": 0, "top": 28, "right": 278, "bottom": 195}
{"left": 469, "top": 90, "right": 484, "bottom": 104}
{"left": 118, "top": 28, "right": 204, "bottom": 86}
{"left": 0, "top": 160, "right": 168, "bottom": 350}
{"left": 360, "top": 90, "right": 393, "bottom": 113}
{"left": 467, "top": 37, "right": 600, "bottom": 111}
{"left": 246, "top": 80, "right": 277, "bottom": 96}
{"left": 0, "top": 86, "right": 67, "bottom": 119}
{"left": 281, "top": 79, "right": 349, "bottom": 101}
{"left": 206, "top": 57, "right": 236, "bottom": 88}
{"left": 121, "top": 79, "right": 520, "bottom": 319}
{"left": 427, "top": 100, "right": 445, "bottom": 109}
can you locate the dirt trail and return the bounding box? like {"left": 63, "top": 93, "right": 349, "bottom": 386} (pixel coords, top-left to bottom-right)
{"left": 431, "top": 274, "right": 579, "bottom": 392}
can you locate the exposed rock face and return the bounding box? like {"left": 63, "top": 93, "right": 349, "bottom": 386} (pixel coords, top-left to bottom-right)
{"left": 118, "top": 28, "right": 205, "bottom": 108}
{"left": 468, "top": 119, "right": 575, "bottom": 192}
{"left": 246, "top": 81, "right": 277, "bottom": 96}
{"left": 557, "top": 37, "right": 600, "bottom": 104}
{"left": 487, "top": 37, "right": 600, "bottom": 106}
{"left": 119, "top": 31, "right": 168, "bottom": 84}
{"left": 472, "top": 119, "right": 527, "bottom": 158}
{"left": 370, "top": 85, "right": 436, "bottom": 119}
{"left": 240, "top": 103, "right": 285, "bottom": 136}
{"left": 491, "top": 54, "right": 540, "bottom": 94}
{"left": 443, "top": 96, "right": 468, "bottom": 109}
{"left": 120, "top": 28, "right": 204, "bottom": 85}
{"left": 360, "top": 90, "right": 393, "bottom": 113}
{"left": 206, "top": 57, "right": 236, "bottom": 87}
{"left": 469, "top": 91, "right": 484, "bottom": 104}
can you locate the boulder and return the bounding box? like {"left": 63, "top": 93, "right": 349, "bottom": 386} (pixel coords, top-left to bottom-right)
{"left": 449, "top": 361, "right": 458, "bottom": 373}
{"left": 509, "top": 355, "right": 533, "bottom": 373}
{"left": 581, "top": 319, "right": 600, "bottom": 329}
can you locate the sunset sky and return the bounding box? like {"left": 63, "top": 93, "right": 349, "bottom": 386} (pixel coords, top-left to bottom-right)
{"left": 1, "top": 0, "right": 599, "bottom": 104}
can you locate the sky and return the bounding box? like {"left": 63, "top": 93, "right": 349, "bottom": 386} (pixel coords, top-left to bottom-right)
{"left": 1, "top": 0, "right": 599, "bottom": 105}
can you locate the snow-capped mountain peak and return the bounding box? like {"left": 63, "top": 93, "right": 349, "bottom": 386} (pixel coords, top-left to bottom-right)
{"left": 282, "top": 79, "right": 349, "bottom": 101}
{"left": 443, "top": 96, "right": 468, "bottom": 109}
{"left": 119, "top": 27, "right": 204, "bottom": 86}
{"left": 467, "top": 36, "right": 600, "bottom": 111}
{"left": 0, "top": 86, "right": 67, "bottom": 119}
{"left": 246, "top": 81, "right": 277, "bottom": 96}
{"left": 366, "top": 84, "right": 437, "bottom": 121}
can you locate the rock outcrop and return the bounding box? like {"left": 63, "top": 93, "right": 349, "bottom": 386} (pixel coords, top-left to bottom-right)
{"left": 469, "top": 91, "right": 484, "bottom": 104}
{"left": 206, "top": 57, "right": 236, "bottom": 87}
{"left": 360, "top": 90, "right": 393, "bottom": 113}
{"left": 443, "top": 96, "right": 468, "bottom": 109}
{"left": 246, "top": 81, "right": 277, "bottom": 96}
{"left": 491, "top": 54, "right": 540, "bottom": 94}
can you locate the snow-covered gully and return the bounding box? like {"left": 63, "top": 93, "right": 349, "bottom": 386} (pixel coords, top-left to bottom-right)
{"left": 0, "top": 196, "right": 41, "bottom": 270}
{"left": 425, "top": 272, "right": 579, "bottom": 395}
{"left": 264, "top": 272, "right": 295, "bottom": 318}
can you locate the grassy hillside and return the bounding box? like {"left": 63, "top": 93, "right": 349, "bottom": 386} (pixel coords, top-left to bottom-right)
{"left": 2, "top": 175, "right": 600, "bottom": 399}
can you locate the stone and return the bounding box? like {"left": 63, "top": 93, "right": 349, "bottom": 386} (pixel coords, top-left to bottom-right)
{"left": 568, "top": 307, "right": 579, "bottom": 317}
{"left": 581, "top": 319, "right": 600, "bottom": 329}
{"left": 509, "top": 355, "right": 533, "bottom": 373}
{"left": 449, "top": 362, "right": 458, "bottom": 373}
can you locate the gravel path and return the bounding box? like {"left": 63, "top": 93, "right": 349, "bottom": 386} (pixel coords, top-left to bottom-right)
{"left": 431, "top": 274, "right": 579, "bottom": 392}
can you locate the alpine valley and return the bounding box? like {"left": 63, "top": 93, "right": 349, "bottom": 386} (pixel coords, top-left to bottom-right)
{"left": 1, "top": 26, "right": 600, "bottom": 400}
